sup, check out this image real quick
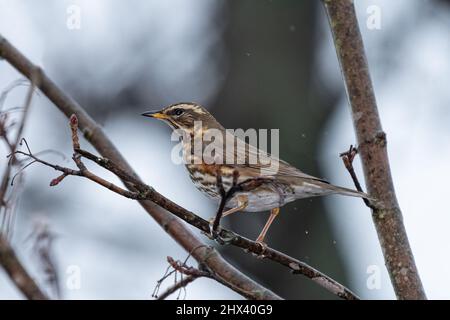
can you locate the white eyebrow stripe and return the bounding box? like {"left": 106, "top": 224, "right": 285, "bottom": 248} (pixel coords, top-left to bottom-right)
{"left": 167, "top": 104, "right": 206, "bottom": 114}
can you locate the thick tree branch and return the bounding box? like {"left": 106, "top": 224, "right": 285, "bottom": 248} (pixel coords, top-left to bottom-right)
{"left": 323, "top": 0, "right": 426, "bottom": 299}
{"left": 0, "top": 33, "right": 358, "bottom": 300}
{"left": 13, "top": 114, "right": 359, "bottom": 300}
{"left": 0, "top": 235, "right": 48, "bottom": 300}
{"left": 0, "top": 33, "right": 281, "bottom": 300}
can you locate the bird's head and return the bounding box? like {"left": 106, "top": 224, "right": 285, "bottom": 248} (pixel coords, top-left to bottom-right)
{"left": 141, "top": 102, "right": 223, "bottom": 133}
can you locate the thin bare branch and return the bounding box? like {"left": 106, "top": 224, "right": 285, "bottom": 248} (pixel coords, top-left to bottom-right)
{"left": 323, "top": 0, "right": 426, "bottom": 299}
{"left": 0, "top": 70, "right": 38, "bottom": 237}
{"left": 0, "top": 235, "right": 48, "bottom": 300}
{"left": 26, "top": 220, "right": 60, "bottom": 298}
{"left": 339, "top": 145, "right": 375, "bottom": 209}
{"left": 0, "top": 78, "right": 48, "bottom": 300}
{"left": 0, "top": 32, "right": 359, "bottom": 300}
{"left": 0, "top": 32, "right": 282, "bottom": 300}
{"left": 156, "top": 275, "right": 197, "bottom": 300}
{"left": 0, "top": 78, "right": 28, "bottom": 111}
{"left": 13, "top": 114, "right": 359, "bottom": 300}
{"left": 154, "top": 255, "right": 208, "bottom": 300}
{"left": 11, "top": 72, "right": 38, "bottom": 152}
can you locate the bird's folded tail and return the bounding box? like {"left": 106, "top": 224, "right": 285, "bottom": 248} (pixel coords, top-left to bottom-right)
{"left": 327, "top": 184, "right": 370, "bottom": 199}
{"left": 297, "top": 179, "right": 371, "bottom": 200}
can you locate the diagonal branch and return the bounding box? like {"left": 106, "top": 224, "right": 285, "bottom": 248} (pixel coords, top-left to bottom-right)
{"left": 156, "top": 275, "right": 197, "bottom": 300}
{"left": 1, "top": 33, "right": 358, "bottom": 300}
{"left": 0, "top": 33, "right": 280, "bottom": 300}
{"left": 13, "top": 113, "right": 359, "bottom": 300}
{"left": 0, "top": 235, "right": 48, "bottom": 300}
{"left": 154, "top": 251, "right": 267, "bottom": 300}
{"left": 322, "top": 0, "right": 426, "bottom": 299}
{"left": 153, "top": 247, "right": 208, "bottom": 300}
{"left": 339, "top": 145, "right": 375, "bottom": 209}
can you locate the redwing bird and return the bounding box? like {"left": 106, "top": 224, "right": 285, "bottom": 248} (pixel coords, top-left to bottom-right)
{"left": 142, "top": 103, "right": 367, "bottom": 244}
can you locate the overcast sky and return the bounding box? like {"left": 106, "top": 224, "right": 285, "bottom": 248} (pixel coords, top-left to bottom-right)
{"left": 1, "top": 0, "right": 449, "bottom": 299}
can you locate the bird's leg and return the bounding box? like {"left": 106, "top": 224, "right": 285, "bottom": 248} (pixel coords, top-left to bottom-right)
{"left": 256, "top": 207, "right": 280, "bottom": 244}
{"left": 222, "top": 195, "right": 248, "bottom": 217}
{"left": 207, "top": 195, "right": 248, "bottom": 244}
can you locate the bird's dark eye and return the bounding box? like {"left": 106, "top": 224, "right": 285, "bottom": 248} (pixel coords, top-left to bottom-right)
{"left": 174, "top": 108, "right": 184, "bottom": 116}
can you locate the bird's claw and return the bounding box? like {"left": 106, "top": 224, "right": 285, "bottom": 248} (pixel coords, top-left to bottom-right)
{"left": 253, "top": 240, "right": 268, "bottom": 259}
{"left": 203, "top": 219, "right": 234, "bottom": 245}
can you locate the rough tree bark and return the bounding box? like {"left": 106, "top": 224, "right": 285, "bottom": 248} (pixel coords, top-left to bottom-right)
{"left": 322, "top": 0, "right": 426, "bottom": 299}
{"left": 0, "top": 32, "right": 359, "bottom": 300}
{"left": 0, "top": 235, "right": 48, "bottom": 300}
{"left": 0, "top": 34, "right": 280, "bottom": 300}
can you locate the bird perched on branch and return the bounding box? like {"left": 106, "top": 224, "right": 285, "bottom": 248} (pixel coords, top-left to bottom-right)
{"left": 142, "top": 103, "right": 368, "bottom": 244}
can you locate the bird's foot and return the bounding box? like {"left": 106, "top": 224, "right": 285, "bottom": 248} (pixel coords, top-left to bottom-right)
{"left": 253, "top": 240, "right": 268, "bottom": 259}
{"left": 203, "top": 218, "right": 234, "bottom": 245}
{"left": 203, "top": 218, "right": 219, "bottom": 240}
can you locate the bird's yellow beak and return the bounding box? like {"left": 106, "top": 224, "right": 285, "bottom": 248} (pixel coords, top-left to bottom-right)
{"left": 141, "top": 110, "right": 169, "bottom": 120}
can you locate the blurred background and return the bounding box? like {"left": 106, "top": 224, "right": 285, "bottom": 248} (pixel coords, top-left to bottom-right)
{"left": 0, "top": 0, "right": 449, "bottom": 299}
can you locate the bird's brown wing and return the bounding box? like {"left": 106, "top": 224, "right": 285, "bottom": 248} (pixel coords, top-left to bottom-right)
{"left": 241, "top": 157, "right": 330, "bottom": 183}
{"left": 271, "top": 158, "right": 329, "bottom": 183}
{"left": 224, "top": 132, "right": 329, "bottom": 183}
{"left": 220, "top": 133, "right": 371, "bottom": 199}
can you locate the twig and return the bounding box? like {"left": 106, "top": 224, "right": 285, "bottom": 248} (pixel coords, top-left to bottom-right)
{"left": 323, "top": 0, "right": 426, "bottom": 299}
{"left": 0, "top": 78, "right": 28, "bottom": 111}
{"left": 339, "top": 145, "right": 375, "bottom": 209}
{"left": 1, "top": 33, "right": 280, "bottom": 300}
{"left": 156, "top": 275, "right": 197, "bottom": 300}
{"left": 12, "top": 114, "right": 359, "bottom": 300}
{"left": 0, "top": 77, "right": 48, "bottom": 300}
{"left": 154, "top": 256, "right": 208, "bottom": 300}
{"left": 26, "top": 220, "right": 60, "bottom": 299}
{"left": 11, "top": 71, "right": 39, "bottom": 154}
{"left": 0, "top": 33, "right": 359, "bottom": 300}
{"left": 0, "top": 73, "right": 38, "bottom": 237}
{"left": 0, "top": 235, "right": 48, "bottom": 300}
{"left": 156, "top": 253, "right": 263, "bottom": 300}
{"left": 153, "top": 245, "right": 209, "bottom": 300}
